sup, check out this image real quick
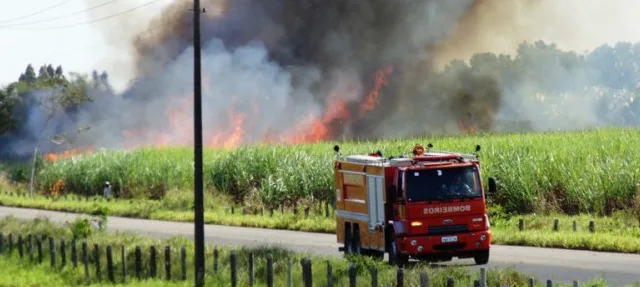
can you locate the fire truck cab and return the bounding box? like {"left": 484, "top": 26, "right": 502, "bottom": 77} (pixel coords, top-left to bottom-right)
{"left": 333, "top": 143, "right": 496, "bottom": 266}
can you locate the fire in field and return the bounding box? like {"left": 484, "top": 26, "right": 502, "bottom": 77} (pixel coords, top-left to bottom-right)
{"left": 3, "top": 0, "right": 640, "bottom": 161}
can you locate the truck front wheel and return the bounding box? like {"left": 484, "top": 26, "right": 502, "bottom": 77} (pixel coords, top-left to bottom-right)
{"left": 388, "top": 239, "right": 408, "bottom": 267}
{"left": 473, "top": 250, "right": 489, "bottom": 265}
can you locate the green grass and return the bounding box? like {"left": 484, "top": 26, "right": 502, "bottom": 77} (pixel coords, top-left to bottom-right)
{"left": 0, "top": 191, "right": 639, "bottom": 254}
{"left": 0, "top": 215, "right": 635, "bottom": 287}
{"left": 3, "top": 127, "right": 640, "bottom": 254}
{"left": 30, "top": 127, "right": 640, "bottom": 216}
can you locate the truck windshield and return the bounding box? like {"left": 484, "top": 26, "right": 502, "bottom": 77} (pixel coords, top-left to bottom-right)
{"left": 405, "top": 166, "right": 482, "bottom": 202}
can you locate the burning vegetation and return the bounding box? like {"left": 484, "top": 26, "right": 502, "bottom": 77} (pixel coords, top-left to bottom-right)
{"left": 106, "top": 0, "right": 502, "bottom": 150}
{"left": 13, "top": 0, "right": 560, "bottom": 160}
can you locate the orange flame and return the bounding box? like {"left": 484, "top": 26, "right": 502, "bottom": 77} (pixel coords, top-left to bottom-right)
{"left": 44, "top": 65, "right": 397, "bottom": 158}
{"left": 457, "top": 118, "right": 477, "bottom": 136}
{"left": 209, "top": 98, "right": 247, "bottom": 149}
{"left": 360, "top": 64, "right": 393, "bottom": 117}
{"left": 43, "top": 146, "right": 95, "bottom": 163}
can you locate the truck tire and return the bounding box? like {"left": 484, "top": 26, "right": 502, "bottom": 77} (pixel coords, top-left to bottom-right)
{"left": 344, "top": 224, "right": 352, "bottom": 255}
{"left": 388, "top": 239, "right": 408, "bottom": 267}
{"left": 474, "top": 250, "right": 490, "bottom": 265}
{"left": 352, "top": 225, "right": 362, "bottom": 255}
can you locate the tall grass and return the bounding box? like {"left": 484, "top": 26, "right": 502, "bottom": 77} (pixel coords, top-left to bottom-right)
{"left": 34, "top": 128, "right": 640, "bottom": 215}
{"left": 0, "top": 215, "right": 600, "bottom": 287}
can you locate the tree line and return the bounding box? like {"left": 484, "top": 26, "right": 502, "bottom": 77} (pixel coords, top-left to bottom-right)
{"left": 1, "top": 40, "right": 640, "bottom": 157}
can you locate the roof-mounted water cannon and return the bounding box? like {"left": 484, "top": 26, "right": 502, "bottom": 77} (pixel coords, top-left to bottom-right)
{"left": 333, "top": 145, "right": 341, "bottom": 158}
{"left": 368, "top": 150, "right": 383, "bottom": 157}
{"left": 411, "top": 143, "right": 433, "bottom": 157}
{"left": 412, "top": 144, "right": 423, "bottom": 156}
{"left": 474, "top": 144, "right": 481, "bottom": 159}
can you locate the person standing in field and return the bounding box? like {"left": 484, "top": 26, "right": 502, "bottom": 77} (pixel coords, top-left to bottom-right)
{"left": 103, "top": 181, "right": 112, "bottom": 198}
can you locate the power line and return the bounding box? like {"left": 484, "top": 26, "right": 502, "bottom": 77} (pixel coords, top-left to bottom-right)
{"left": 0, "top": 0, "right": 76, "bottom": 23}
{"left": 0, "top": 0, "right": 121, "bottom": 28}
{"left": 0, "top": 0, "right": 162, "bottom": 31}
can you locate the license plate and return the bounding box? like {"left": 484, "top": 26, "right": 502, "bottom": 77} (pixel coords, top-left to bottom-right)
{"left": 441, "top": 236, "right": 458, "bottom": 243}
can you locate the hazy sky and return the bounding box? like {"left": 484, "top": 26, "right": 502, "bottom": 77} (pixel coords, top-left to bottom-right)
{"left": 2, "top": 0, "right": 640, "bottom": 94}
{"left": 0, "top": 0, "right": 172, "bottom": 92}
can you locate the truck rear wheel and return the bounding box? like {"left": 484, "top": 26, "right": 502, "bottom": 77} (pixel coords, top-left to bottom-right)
{"left": 352, "top": 225, "right": 362, "bottom": 255}
{"left": 344, "top": 224, "right": 353, "bottom": 255}
{"left": 473, "top": 250, "right": 490, "bottom": 265}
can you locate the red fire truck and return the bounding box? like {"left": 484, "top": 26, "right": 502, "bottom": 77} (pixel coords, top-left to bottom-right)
{"left": 333, "top": 143, "right": 496, "bottom": 266}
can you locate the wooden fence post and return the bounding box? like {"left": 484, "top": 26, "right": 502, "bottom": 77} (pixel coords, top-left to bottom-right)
{"left": 420, "top": 272, "right": 429, "bottom": 287}
{"left": 573, "top": 281, "right": 579, "bottom": 287}
{"left": 135, "top": 246, "right": 142, "bottom": 280}
{"left": 94, "top": 244, "right": 101, "bottom": 281}
{"left": 589, "top": 221, "right": 595, "bottom": 233}
{"left": 8, "top": 233, "right": 12, "bottom": 254}
{"left": 553, "top": 219, "right": 559, "bottom": 231}
{"left": 60, "top": 239, "right": 66, "bottom": 268}
{"left": 397, "top": 267, "right": 404, "bottom": 287}
{"left": 266, "top": 254, "right": 273, "bottom": 287}
{"left": 149, "top": 246, "right": 157, "bottom": 278}
{"left": 480, "top": 267, "right": 486, "bottom": 287}
{"left": 447, "top": 276, "right": 454, "bottom": 287}
{"left": 213, "top": 248, "right": 219, "bottom": 274}
{"left": 17, "top": 234, "right": 23, "bottom": 258}
{"left": 230, "top": 251, "right": 237, "bottom": 287}
{"left": 0, "top": 232, "right": 4, "bottom": 253}
{"left": 49, "top": 237, "right": 56, "bottom": 268}
{"left": 547, "top": 279, "right": 553, "bottom": 287}
{"left": 301, "top": 258, "right": 312, "bottom": 287}
{"left": 249, "top": 253, "right": 255, "bottom": 286}
{"left": 348, "top": 262, "right": 356, "bottom": 287}
{"left": 371, "top": 266, "right": 378, "bottom": 287}
{"left": 326, "top": 261, "right": 333, "bottom": 287}
{"left": 473, "top": 280, "right": 480, "bottom": 287}
{"left": 37, "top": 237, "right": 43, "bottom": 263}
{"left": 82, "top": 241, "right": 89, "bottom": 281}
{"left": 71, "top": 239, "right": 77, "bottom": 268}
{"left": 572, "top": 221, "right": 577, "bottom": 232}
{"left": 165, "top": 245, "right": 171, "bottom": 281}
{"left": 121, "top": 245, "right": 126, "bottom": 283}
{"left": 107, "top": 245, "right": 114, "bottom": 283}
{"left": 287, "top": 257, "right": 292, "bottom": 287}
{"left": 27, "top": 234, "right": 33, "bottom": 262}
{"left": 180, "top": 247, "right": 186, "bottom": 281}
{"left": 528, "top": 278, "right": 534, "bottom": 287}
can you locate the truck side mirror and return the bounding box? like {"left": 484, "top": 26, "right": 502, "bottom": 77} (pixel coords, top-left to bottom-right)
{"left": 487, "top": 177, "right": 497, "bottom": 195}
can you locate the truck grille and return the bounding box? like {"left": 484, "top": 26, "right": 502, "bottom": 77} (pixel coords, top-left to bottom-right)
{"left": 427, "top": 224, "right": 468, "bottom": 235}
{"left": 434, "top": 243, "right": 466, "bottom": 251}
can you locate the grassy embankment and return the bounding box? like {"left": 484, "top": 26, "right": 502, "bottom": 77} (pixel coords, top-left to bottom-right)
{"left": 1, "top": 128, "right": 640, "bottom": 253}
{"left": 0, "top": 215, "right": 622, "bottom": 287}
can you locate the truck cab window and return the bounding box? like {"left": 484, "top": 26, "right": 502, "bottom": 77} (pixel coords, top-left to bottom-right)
{"left": 406, "top": 166, "right": 482, "bottom": 202}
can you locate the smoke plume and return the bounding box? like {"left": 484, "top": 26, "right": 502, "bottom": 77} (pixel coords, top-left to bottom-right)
{"left": 3, "top": 0, "right": 640, "bottom": 158}
{"left": 84, "top": 0, "right": 494, "bottom": 148}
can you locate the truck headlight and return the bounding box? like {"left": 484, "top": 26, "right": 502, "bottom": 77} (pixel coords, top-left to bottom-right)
{"left": 411, "top": 240, "right": 417, "bottom": 246}
{"left": 480, "top": 234, "right": 487, "bottom": 241}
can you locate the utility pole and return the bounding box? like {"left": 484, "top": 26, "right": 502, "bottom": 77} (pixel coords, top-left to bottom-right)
{"left": 193, "top": 0, "right": 205, "bottom": 286}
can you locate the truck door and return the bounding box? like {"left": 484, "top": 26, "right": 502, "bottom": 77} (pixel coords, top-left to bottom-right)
{"left": 392, "top": 170, "right": 405, "bottom": 220}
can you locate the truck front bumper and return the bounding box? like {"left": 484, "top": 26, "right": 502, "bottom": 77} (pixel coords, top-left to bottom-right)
{"left": 399, "top": 230, "right": 491, "bottom": 256}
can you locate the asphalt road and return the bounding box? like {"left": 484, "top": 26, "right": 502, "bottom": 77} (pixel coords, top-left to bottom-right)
{"left": 0, "top": 206, "right": 638, "bottom": 285}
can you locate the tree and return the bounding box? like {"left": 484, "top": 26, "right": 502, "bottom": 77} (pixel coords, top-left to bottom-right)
{"left": 19, "top": 64, "right": 37, "bottom": 84}
{"left": 55, "top": 66, "right": 64, "bottom": 78}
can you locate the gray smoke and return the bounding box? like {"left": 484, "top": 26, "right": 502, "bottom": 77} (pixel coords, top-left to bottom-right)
{"left": 3, "top": 0, "right": 640, "bottom": 158}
